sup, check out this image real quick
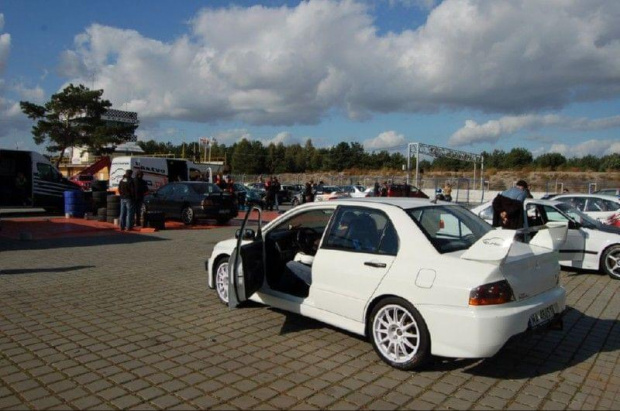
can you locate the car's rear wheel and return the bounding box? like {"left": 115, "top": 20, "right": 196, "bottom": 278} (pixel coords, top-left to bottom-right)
{"left": 214, "top": 257, "right": 229, "bottom": 304}
{"left": 369, "top": 298, "right": 430, "bottom": 370}
{"left": 602, "top": 245, "right": 620, "bottom": 279}
{"left": 181, "top": 206, "right": 195, "bottom": 225}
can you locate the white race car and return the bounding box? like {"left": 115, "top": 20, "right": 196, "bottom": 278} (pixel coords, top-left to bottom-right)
{"left": 551, "top": 193, "right": 620, "bottom": 225}
{"left": 206, "top": 198, "right": 566, "bottom": 370}
{"left": 471, "top": 198, "right": 620, "bottom": 279}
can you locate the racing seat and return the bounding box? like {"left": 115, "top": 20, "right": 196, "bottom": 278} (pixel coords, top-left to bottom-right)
{"left": 346, "top": 215, "right": 379, "bottom": 252}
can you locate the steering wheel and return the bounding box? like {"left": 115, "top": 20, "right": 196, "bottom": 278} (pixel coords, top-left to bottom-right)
{"left": 296, "top": 227, "right": 319, "bottom": 255}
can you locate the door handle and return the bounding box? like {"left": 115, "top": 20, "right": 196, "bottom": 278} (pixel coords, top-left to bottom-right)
{"left": 364, "top": 261, "right": 387, "bottom": 268}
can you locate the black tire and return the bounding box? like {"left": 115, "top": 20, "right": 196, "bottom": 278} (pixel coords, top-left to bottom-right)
{"left": 368, "top": 297, "right": 430, "bottom": 370}
{"left": 181, "top": 206, "right": 195, "bottom": 225}
{"left": 601, "top": 245, "right": 620, "bottom": 279}
{"left": 106, "top": 216, "right": 115, "bottom": 224}
{"left": 107, "top": 194, "right": 120, "bottom": 204}
{"left": 213, "top": 256, "right": 230, "bottom": 305}
{"left": 97, "top": 207, "right": 108, "bottom": 217}
{"left": 291, "top": 198, "right": 300, "bottom": 207}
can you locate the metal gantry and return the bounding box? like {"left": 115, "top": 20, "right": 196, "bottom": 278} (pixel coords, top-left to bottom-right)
{"left": 407, "top": 142, "right": 484, "bottom": 190}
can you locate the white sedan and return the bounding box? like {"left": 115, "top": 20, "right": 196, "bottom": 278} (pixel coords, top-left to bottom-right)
{"left": 340, "top": 185, "right": 370, "bottom": 198}
{"left": 206, "top": 198, "right": 566, "bottom": 370}
{"left": 471, "top": 198, "right": 620, "bottom": 279}
{"left": 551, "top": 194, "right": 620, "bottom": 225}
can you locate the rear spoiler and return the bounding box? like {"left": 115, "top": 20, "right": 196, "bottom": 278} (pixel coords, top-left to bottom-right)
{"left": 460, "top": 222, "right": 568, "bottom": 264}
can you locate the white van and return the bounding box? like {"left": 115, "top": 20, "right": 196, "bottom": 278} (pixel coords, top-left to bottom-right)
{"left": 0, "top": 149, "right": 81, "bottom": 210}
{"left": 109, "top": 156, "right": 190, "bottom": 193}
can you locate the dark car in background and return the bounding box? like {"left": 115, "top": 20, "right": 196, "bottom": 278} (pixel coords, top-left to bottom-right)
{"left": 233, "top": 183, "right": 265, "bottom": 208}
{"left": 387, "top": 183, "right": 429, "bottom": 198}
{"left": 143, "top": 182, "right": 238, "bottom": 225}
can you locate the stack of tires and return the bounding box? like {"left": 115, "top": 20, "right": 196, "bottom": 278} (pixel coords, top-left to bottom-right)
{"left": 64, "top": 190, "right": 86, "bottom": 218}
{"left": 106, "top": 195, "right": 120, "bottom": 224}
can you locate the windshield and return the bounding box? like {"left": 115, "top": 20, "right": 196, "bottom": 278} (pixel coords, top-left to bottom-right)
{"left": 408, "top": 205, "right": 493, "bottom": 254}
{"left": 555, "top": 202, "right": 600, "bottom": 228}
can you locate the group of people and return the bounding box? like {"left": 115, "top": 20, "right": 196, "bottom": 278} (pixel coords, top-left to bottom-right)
{"left": 301, "top": 179, "right": 327, "bottom": 203}
{"left": 117, "top": 169, "right": 149, "bottom": 231}
{"left": 264, "top": 176, "right": 281, "bottom": 211}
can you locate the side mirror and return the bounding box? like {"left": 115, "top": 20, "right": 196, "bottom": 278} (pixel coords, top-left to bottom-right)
{"left": 235, "top": 228, "right": 256, "bottom": 240}
{"left": 568, "top": 220, "right": 580, "bottom": 230}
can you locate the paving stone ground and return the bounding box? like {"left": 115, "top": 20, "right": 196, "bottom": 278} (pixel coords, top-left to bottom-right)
{"left": 2, "top": 227, "right": 620, "bottom": 410}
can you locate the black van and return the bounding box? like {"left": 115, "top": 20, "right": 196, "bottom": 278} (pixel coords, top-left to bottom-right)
{"left": 0, "top": 149, "right": 80, "bottom": 210}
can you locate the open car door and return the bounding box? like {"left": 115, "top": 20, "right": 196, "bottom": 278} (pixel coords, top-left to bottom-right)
{"left": 228, "top": 207, "right": 266, "bottom": 308}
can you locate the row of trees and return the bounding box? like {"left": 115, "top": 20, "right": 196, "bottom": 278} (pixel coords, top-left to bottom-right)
{"left": 20, "top": 83, "right": 618, "bottom": 173}
{"left": 139, "top": 139, "right": 620, "bottom": 174}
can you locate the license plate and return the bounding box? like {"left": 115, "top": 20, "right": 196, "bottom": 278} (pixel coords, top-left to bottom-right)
{"left": 219, "top": 209, "right": 230, "bottom": 214}
{"left": 528, "top": 304, "right": 556, "bottom": 328}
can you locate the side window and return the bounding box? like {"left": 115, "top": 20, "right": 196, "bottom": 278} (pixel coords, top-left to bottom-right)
{"left": 270, "top": 208, "right": 334, "bottom": 236}
{"left": 603, "top": 199, "right": 620, "bottom": 211}
{"left": 324, "top": 207, "right": 397, "bottom": 254}
{"left": 36, "top": 163, "right": 59, "bottom": 182}
{"left": 543, "top": 205, "right": 568, "bottom": 223}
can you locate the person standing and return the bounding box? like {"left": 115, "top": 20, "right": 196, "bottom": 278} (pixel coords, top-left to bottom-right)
{"left": 118, "top": 169, "right": 136, "bottom": 231}
{"left": 443, "top": 182, "right": 453, "bottom": 202}
{"left": 272, "top": 176, "right": 281, "bottom": 211}
{"left": 304, "top": 180, "right": 314, "bottom": 203}
{"left": 133, "top": 171, "right": 149, "bottom": 226}
{"left": 493, "top": 180, "right": 529, "bottom": 229}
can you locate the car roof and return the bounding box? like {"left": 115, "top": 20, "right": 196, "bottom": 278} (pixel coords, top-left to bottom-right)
{"left": 333, "top": 197, "right": 452, "bottom": 208}
{"left": 554, "top": 194, "right": 620, "bottom": 201}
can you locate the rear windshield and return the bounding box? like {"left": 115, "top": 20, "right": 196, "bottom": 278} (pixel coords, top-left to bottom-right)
{"left": 408, "top": 205, "right": 492, "bottom": 254}
{"left": 190, "top": 183, "right": 222, "bottom": 195}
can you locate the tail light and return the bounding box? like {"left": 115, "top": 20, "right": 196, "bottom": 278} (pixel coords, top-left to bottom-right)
{"left": 469, "top": 280, "right": 515, "bottom": 306}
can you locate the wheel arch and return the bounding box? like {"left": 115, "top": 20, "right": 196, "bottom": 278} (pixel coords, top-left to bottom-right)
{"left": 600, "top": 243, "right": 620, "bottom": 276}
{"left": 364, "top": 294, "right": 431, "bottom": 344}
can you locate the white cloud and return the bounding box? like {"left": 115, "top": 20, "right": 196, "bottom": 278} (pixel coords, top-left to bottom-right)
{"left": 449, "top": 114, "right": 620, "bottom": 146}
{"left": 364, "top": 130, "right": 406, "bottom": 150}
{"left": 0, "top": 13, "right": 10, "bottom": 73}
{"left": 55, "top": 0, "right": 620, "bottom": 127}
{"left": 546, "top": 140, "right": 620, "bottom": 158}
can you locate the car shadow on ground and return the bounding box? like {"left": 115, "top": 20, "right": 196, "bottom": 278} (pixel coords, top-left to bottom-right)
{"left": 254, "top": 303, "right": 619, "bottom": 378}
{"left": 0, "top": 265, "right": 96, "bottom": 275}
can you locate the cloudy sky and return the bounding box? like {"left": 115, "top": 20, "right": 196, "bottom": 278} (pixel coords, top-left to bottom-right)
{"left": 0, "top": 0, "right": 619, "bottom": 159}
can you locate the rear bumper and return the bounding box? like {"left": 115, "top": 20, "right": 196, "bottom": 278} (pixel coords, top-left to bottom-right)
{"left": 419, "top": 286, "right": 566, "bottom": 359}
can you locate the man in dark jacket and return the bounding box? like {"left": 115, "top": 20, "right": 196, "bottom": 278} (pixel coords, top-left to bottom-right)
{"left": 118, "top": 169, "right": 136, "bottom": 231}
{"left": 134, "top": 171, "right": 149, "bottom": 226}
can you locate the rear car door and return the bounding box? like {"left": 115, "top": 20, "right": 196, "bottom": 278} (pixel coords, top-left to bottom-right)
{"left": 311, "top": 206, "right": 398, "bottom": 322}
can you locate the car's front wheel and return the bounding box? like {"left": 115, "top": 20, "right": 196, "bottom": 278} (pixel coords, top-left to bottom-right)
{"left": 368, "top": 298, "right": 430, "bottom": 370}
{"left": 214, "top": 257, "right": 230, "bottom": 304}
{"left": 602, "top": 245, "right": 620, "bottom": 279}
{"left": 291, "top": 198, "right": 300, "bottom": 207}
{"left": 181, "top": 206, "right": 195, "bottom": 225}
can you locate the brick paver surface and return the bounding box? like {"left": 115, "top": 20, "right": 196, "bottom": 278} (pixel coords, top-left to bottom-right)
{"left": 2, "top": 227, "right": 620, "bottom": 409}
